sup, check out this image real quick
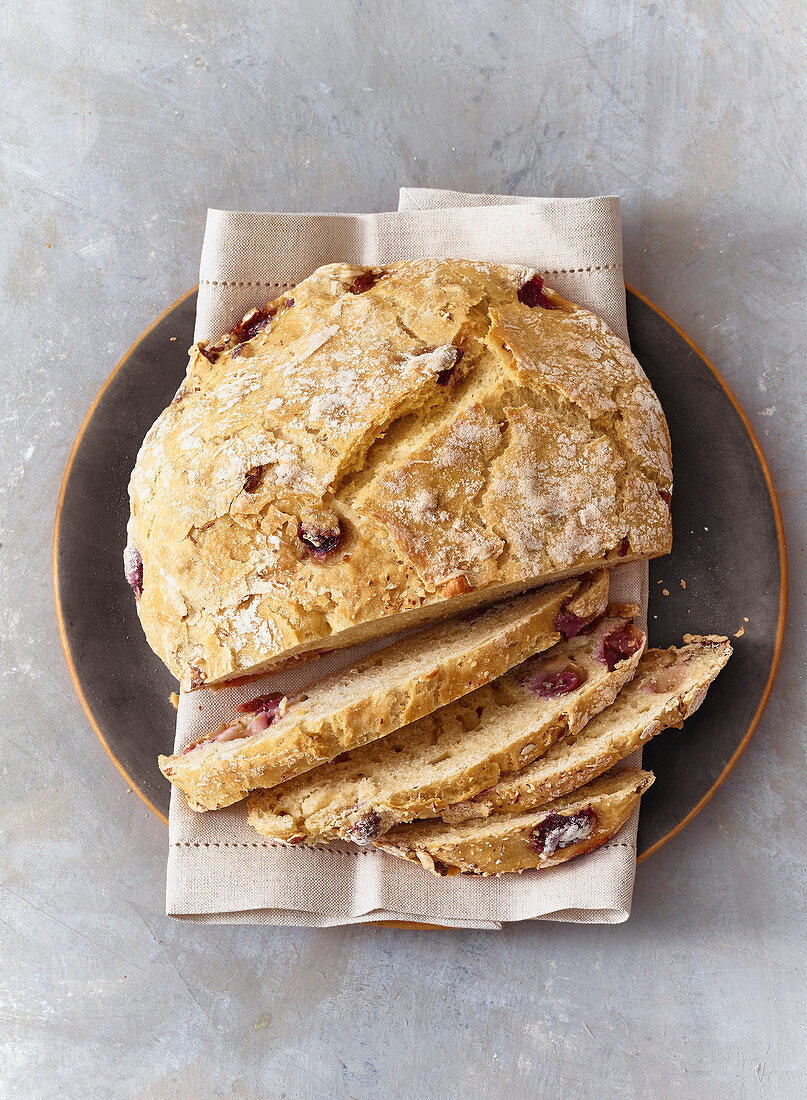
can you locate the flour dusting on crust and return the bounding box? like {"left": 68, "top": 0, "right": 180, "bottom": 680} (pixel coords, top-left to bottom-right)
{"left": 126, "top": 259, "right": 672, "bottom": 688}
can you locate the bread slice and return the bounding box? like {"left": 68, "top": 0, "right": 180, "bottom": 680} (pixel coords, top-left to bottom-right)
{"left": 159, "top": 572, "right": 608, "bottom": 811}
{"left": 442, "top": 634, "right": 732, "bottom": 823}
{"left": 375, "top": 767, "right": 654, "bottom": 876}
{"left": 247, "top": 605, "right": 645, "bottom": 842}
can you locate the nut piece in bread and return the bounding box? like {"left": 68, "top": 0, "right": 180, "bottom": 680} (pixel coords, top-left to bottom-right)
{"left": 126, "top": 259, "right": 672, "bottom": 689}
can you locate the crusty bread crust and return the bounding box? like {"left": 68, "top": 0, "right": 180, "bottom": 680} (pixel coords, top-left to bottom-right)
{"left": 126, "top": 259, "right": 672, "bottom": 688}
{"left": 247, "top": 606, "right": 645, "bottom": 842}
{"left": 374, "top": 768, "right": 654, "bottom": 876}
{"left": 442, "top": 634, "right": 732, "bottom": 823}
{"left": 160, "top": 574, "right": 608, "bottom": 811}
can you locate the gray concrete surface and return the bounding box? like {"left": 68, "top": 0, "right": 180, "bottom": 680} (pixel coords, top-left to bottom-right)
{"left": 1, "top": 1, "right": 805, "bottom": 1096}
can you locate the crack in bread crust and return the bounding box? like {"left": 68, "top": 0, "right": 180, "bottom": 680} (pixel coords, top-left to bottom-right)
{"left": 126, "top": 259, "right": 672, "bottom": 688}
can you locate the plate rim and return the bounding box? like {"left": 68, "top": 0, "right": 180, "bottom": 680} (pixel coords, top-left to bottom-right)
{"left": 52, "top": 284, "right": 788, "bottom": 861}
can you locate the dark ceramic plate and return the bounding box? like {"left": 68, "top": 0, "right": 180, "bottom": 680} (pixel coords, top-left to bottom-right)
{"left": 54, "top": 288, "right": 786, "bottom": 857}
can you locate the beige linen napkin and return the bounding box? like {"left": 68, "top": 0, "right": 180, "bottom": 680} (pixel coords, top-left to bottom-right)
{"left": 167, "top": 190, "right": 648, "bottom": 928}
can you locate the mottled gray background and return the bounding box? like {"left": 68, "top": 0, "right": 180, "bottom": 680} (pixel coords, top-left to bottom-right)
{"left": 1, "top": 1, "right": 805, "bottom": 1097}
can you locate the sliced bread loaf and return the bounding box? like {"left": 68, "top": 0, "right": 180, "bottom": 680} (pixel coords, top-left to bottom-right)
{"left": 442, "top": 634, "right": 732, "bottom": 823}
{"left": 247, "top": 605, "right": 645, "bottom": 842}
{"left": 160, "top": 572, "right": 607, "bottom": 811}
{"left": 127, "top": 259, "right": 671, "bottom": 690}
{"left": 375, "top": 767, "right": 655, "bottom": 876}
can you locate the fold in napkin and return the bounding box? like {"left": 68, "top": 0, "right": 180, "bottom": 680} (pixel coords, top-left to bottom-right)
{"left": 167, "top": 189, "right": 648, "bottom": 928}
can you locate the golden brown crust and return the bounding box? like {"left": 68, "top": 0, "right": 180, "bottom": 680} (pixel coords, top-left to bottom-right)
{"left": 126, "top": 259, "right": 672, "bottom": 688}
{"left": 374, "top": 768, "right": 654, "bottom": 876}
{"left": 160, "top": 576, "right": 606, "bottom": 811}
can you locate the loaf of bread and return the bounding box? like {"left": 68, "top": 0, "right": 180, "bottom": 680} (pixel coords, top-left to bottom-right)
{"left": 125, "top": 259, "right": 672, "bottom": 689}
{"left": 247, "top": 606, "right": 646, "bottom": 842}
{"left": 159, "top": 573, "right": 607, "bottom": 811}
{"left": 374, "top": 767, "right": 654, "bottom": 876}
{"left": 441, "top": 634, "right": 732, "bottom": 823}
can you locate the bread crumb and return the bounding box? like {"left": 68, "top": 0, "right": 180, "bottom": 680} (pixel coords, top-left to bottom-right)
{"left": 743, "top": 617, "right": 750, "bottom": 622}
{"left": 680, "top": 579, "right": 686, "bottom": 589}
{"left": 662, "top": 588, "right": 669, "bottom": 596}
{"left": 169, "top": 692, "right": 180, "bottom": 710}
{"left": 734, "top": 626, "right": 745, "bottom": 638}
